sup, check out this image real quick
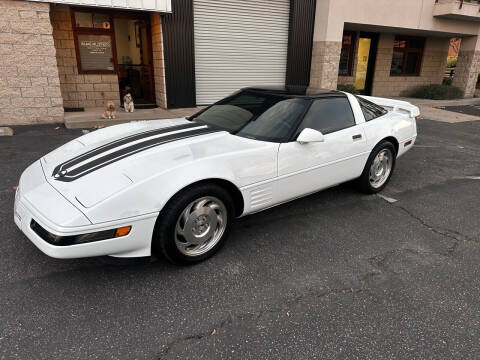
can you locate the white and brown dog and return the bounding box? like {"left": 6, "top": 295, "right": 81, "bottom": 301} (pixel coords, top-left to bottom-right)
{"left": 123, "top": 93, "right": 135, "bottom": 113}
{"left": 101, "top": 101, "right": 116, "bottom": 119}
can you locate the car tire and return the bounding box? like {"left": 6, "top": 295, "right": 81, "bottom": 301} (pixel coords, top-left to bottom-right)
{"left": 152, "top": 183, "right": 234, "bottom": 265}
{"left": 356, "top": 140, "right": 397, "bottom": 194}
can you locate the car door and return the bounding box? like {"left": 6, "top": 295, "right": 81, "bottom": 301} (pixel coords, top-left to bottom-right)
{"left": 275, "top": 95, "right": 370, "bottom": 204}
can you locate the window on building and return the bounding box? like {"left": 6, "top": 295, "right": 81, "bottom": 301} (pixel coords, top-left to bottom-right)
{"left": 72, "top": 10, "right": 116, "bottom": 74}
{"left": 338, "top": 31, "right": 356, "bottom": 76}
{"left": 296, "top": 97, "right": 356, "bottom": 136}
{"left": 390, "top": 36, "right": 425, "bottom": 76}
{"left": 74, "top": 12, "right": 111, "bottom": 29}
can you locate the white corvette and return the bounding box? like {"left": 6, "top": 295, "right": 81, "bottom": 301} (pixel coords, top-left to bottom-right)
{"left": 14, "top": 87, "right": 418, "bottom": 264}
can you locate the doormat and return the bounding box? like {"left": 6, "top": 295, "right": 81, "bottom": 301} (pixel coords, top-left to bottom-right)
{"left": 64, "top": 107, "right": 85, "bottom": 112}
{"left": 442, "top": 105, "right": 480, "bottom": 118}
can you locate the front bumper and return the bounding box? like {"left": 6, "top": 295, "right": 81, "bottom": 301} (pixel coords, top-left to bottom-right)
{"left": 14, "top": 163, "right": 158, "bottom": 259}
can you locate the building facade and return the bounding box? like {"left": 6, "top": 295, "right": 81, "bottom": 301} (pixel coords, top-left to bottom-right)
{"left": 313, "top": 0, "right": 480, "bottom": 99}
{"left": 1, "top": 0, "right": 480, "bottom": 125}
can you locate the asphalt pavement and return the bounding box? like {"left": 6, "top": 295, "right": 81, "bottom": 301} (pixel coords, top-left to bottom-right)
{"left": 0, "top": 119, "right": 479, "bottom": 359}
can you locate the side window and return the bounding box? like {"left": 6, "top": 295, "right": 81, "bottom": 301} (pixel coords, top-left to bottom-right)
{"left": 360, "top": 104, "right": 375, "bottom": 121}
{"left": 357, "top": 97, "right": 387, "bottom": 121}
{"left": 297, "top": 97, "right": 356, "bottom": 136}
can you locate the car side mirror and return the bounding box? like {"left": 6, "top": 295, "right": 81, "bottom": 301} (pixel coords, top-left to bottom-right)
{"left": 296, "top": 128, "right": 325, "bottom": 144}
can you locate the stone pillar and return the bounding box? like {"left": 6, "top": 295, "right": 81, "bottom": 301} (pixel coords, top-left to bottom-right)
{"left": 309, "top": 41, "right": 342, "bottom": 90}
{"left": 151, "top": 13, "right": 166, "bottom": 109}
{"left": 453, "top": 36, "right": 480, "bottom": 98}
{"left": 0, "top": 0, "right": 63, "bottom": 125}
{"left": 308, "top": 0, "right": 343, "bottom": 90}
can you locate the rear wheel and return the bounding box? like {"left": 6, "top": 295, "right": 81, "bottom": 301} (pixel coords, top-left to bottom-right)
{"left": 152, "top": 184, "right": 233, "bottom": 265}
{"left": 357, "top": 141, "right": 396, "bottom": 194}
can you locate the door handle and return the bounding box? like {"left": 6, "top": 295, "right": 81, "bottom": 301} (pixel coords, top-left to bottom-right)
{"left": 352, "top": 134, "right": 362, "bottom": 140}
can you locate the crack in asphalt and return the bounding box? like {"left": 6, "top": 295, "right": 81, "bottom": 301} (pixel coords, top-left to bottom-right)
{"left": 157, "top": 271, "right": 382, "bottom": 359}
{"left": 158, "top": 242, "right": 456, "bottom": 358}
{"left": 375, "top": 195, "right": 478, "bottom": 255}
{"left": 396, "top": 204, "right": 474, "bottom": 242}
{"left": 158, "top": 195, "right": 479, "bottom": 358}
{"left": 394, "top": 204, "right": 478, "bottom": 255}
{"left": 368, "top": 248, "right": 441, "bottom": 269}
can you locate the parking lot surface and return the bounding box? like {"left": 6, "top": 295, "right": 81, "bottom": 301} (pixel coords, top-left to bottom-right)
{"left": 1, "top": 119, "right": 479, "bottom": 359}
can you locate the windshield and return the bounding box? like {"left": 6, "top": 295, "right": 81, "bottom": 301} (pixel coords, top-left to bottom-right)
{"left": 190, "top": 91, "right": 308, "bottom": 142}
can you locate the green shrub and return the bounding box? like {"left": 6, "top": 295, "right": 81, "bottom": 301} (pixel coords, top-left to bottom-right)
{"left": 442, "top": 77, "right": 453, "bottom": 86}
{"left": 410, "top": 84, "right": 463, "bottom": 100}
{"left": 337, "top": 84, "right": 358, "bottom": 94}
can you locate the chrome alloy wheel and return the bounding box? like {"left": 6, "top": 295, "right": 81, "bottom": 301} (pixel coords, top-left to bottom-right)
{"left": 174, "top": 196, "right": 227, "bottom": 256}
{"left": 369, "top": 148, "right": 393, "bottom": 189}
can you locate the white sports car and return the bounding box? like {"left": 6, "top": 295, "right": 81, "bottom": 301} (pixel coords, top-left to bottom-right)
{"left": 14, "top": 87, "right": 418, "bottom": 264}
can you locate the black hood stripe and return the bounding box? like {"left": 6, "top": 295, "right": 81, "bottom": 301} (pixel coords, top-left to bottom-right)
{"left": 54, "top": 127, "right": 221, "bottom": 182}
{"left": 52, "top": 122, "right": 201, "bottom": 177}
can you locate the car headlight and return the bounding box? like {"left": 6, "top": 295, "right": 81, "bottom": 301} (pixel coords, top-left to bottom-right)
{"left": 30, "top": 219, "right": 131, "bottom": 246}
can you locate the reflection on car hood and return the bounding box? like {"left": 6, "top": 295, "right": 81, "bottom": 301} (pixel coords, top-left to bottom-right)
{"left": 40, "top": 118, "right": 274, "bottom": 210}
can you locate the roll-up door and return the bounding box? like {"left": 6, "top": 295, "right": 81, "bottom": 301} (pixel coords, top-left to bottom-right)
{"left": 193, "top": 0, "right": 290, "bottom": 105}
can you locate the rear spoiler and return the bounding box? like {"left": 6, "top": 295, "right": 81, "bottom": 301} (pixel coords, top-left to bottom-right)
{"left": 359, "top": 95, "right": 420, "bottom": 118}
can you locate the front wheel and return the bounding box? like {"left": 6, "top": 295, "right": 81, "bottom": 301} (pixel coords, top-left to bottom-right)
{"left": 356, "top": 141, "right": 396, "bottom": 194}
{"left": 152, "top": 184, "right": 233, "bottom": 265}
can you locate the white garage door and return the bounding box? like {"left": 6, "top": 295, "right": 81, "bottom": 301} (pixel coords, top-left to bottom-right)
{"left": 193, "top": 0, "right": 290, "bottom": 105}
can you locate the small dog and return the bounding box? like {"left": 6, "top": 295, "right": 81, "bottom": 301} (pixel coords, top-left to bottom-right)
{"left": 101, "top": 101, "right": 116, "bottom": 119}
{"left": 123, "top": 93, "right": 135, "bottom": 113}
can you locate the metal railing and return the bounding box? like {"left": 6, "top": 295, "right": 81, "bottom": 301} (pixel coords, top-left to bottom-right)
{"left": 435, "top": 0, "right": 480, "bottom": 10}
{"left": 458, "top": 0, "right": 480, "bottom": 10}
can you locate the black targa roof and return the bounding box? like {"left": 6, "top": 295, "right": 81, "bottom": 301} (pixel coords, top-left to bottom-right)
{"left": 241, "top": 86, "right": 343, "bottom": 99}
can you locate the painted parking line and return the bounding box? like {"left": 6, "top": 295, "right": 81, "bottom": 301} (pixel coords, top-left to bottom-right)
{"left": 376, "top": 194, "right": 398, "bottom": 203}
{"left": 457, "top": 176, "right": 480, "bottom": 180}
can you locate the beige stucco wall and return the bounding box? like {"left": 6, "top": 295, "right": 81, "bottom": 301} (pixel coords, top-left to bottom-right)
{"left": 50, "top": 4, "right": 120, "bottom": 109}
{"left": 0, "top": 0, "right": 64, "bottom": 125}
{"left": 314, "top": 0, "right": 480, "bottom": 43}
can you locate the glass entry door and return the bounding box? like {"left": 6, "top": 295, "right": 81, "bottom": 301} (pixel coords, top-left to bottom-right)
{"left": 114, "top": 17, "right": 155, "bottom": 107}
{"left": 354, "top": 32, "right": 379, "bottom": 95}
{"left": 354, "top": 38, "right": 371, "bottom": 92}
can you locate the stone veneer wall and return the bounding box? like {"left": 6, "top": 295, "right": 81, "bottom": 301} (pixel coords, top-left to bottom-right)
{"left": 0, "top": 0, "right": 63, "bottom": 125}
{"left": 50, "top": 4, "right": 120, "bottom": 109}
{"left": 336, "top": 33, "right": 450, "bottom": 97}
{"left": 371, "top": 34, "right": 449, "bottom": 97}
{"left": 453, "top": 48, "right": 480, "bottom": 98}
{"left": 309, "top": 41, "right": 342, "bottom": 90}
{"left": 151, "top": 13, "right": 166, "bottom": 108}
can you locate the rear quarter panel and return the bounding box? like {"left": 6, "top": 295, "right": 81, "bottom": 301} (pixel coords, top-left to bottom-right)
{"left": 361, "top": 112, "right": 416, "bottom": 155}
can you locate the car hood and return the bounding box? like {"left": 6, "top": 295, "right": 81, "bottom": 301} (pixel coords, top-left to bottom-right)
{"left": 41, "top": 118, "right": 272, "bottom": 210}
